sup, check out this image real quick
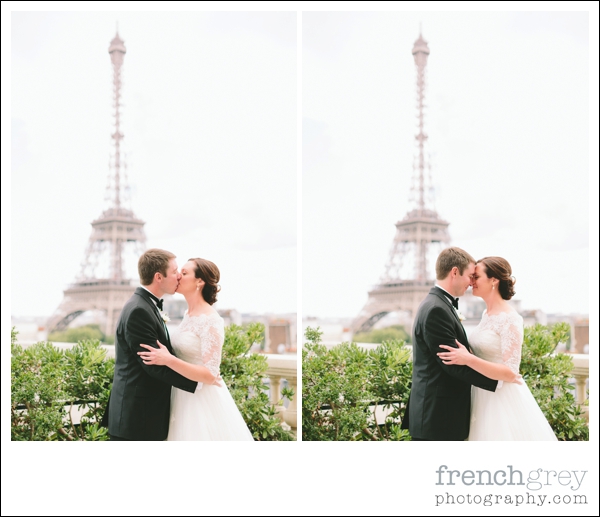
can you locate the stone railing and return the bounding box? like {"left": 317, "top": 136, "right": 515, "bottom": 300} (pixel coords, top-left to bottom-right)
{"left": 571, "top": 353, "right": 589, "bottom": 420}
{"left": 265, "top": 354, "right": 297, "bottom": 435}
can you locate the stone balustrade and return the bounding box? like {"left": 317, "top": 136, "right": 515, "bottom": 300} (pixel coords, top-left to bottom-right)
{"left": 264, "top": 353, "right": 298, "bottom": 435}
{"left": 571, "top": 353, "right": 589, "bottom": 420}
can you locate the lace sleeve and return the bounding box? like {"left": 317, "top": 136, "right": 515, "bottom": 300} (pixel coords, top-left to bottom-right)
{"left": 499, "top": 313, "right": 523, "bottom": 374}
{"left": 202, "top": 317, "right": 225, "bottom": 377}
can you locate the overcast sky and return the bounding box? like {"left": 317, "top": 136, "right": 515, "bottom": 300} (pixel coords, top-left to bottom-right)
{"left": 10, "top": 10, "right": 297, "bottom": 317}
{"left": 303, "top": 10, "right": 596, "bottom": 318}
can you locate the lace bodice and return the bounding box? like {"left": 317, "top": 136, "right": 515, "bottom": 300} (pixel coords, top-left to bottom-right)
{"left": 170, "top": 312, "right": 225, "bottom": 377}
{"left": 468, "top": 310, "right": 524, "bottom": 375}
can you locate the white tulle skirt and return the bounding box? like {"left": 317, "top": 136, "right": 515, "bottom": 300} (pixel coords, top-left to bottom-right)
{"left": 166, "top": 383, "right": 254, "bottom": 441}
{"left": 468, "top": 381, "right": 558, "bottom": 441}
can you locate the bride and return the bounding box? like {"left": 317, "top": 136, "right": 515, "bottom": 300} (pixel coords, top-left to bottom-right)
{"left": 138, "top": 257, "right": 254, "bottom": 441}
{"left": 437, "top": 256, "right": 557, "bottom": 441}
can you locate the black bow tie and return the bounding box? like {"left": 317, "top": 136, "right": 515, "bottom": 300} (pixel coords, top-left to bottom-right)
{"left": 156, "top": 298, "right": 164, "bottom": 311}
{"left": 452, "top": 297, "right": 459, "bottom": 310}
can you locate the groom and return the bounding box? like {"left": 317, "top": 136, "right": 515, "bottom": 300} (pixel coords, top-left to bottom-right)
{"left": 401, "top": 247, "right": 498, "bottom": 441}
{"left": 105, "top": 248, "right": 199, "bottom": 441}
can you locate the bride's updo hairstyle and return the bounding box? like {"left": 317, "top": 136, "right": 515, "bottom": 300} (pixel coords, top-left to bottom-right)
{"left": 477, "top": 256, "right": 516, "bottom": 300}
{"left": 190, "top": 257, "right": 221, "bottom": 305}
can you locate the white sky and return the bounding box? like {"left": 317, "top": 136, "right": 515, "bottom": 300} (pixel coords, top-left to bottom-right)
{"left": 303, "top": 10, "right": 596, "bottom": 318}
{"left": 10, "top": 10, "right": 297, "bottom": 317}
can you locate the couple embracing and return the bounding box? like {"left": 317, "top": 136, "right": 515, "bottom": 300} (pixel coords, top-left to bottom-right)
{"left": 401, "top": 247, "right": 557, "bottom": 441}
{"left": 103, "top": 248, "right": 253, "bottom": 441}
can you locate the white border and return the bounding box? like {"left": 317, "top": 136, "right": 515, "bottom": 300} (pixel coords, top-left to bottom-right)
{"left": 3, "top": 2, "right": 598, "bottom": 516}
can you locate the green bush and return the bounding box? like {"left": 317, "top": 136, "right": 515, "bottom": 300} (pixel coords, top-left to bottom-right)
{"left": 221, "top": 323, "right": 295, "bottom": 441}
{"left": 520, "top": 323, "right": 589, "bottom": 441}
{"left": 11, "top": 323, "right": 295, "bottom": 441}
{"left": 303, "top": 323, "right": 589, "bottom": 441}
{"left": 302, "top": 327, "right": 412, "bottom": 441}
{"left": 11, "top": 327, "right": 113, "bottom": 441}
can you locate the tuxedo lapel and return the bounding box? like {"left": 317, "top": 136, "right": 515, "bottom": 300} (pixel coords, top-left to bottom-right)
{"left": 430, "top": 287, "right": 468, "bottom": 345}
{"left": 134, "top": 288, "right": 171, "bottom": 347}
{"left": 430, "top": 287, "right": 457, "bottom": 317}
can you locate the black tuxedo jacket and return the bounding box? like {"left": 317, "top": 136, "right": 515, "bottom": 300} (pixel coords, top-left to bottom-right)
{"left": 106, "top": 287, "right": 197, "bottom": 440}
{"left": 401, "top": 286, "right": 498, "bottom": 440}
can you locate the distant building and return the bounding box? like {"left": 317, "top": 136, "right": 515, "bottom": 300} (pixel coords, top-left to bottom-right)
{"left": 218, "top": 309, "right": 242, "bottom": 327}
{"left": 520, "top": 309, "right": 548, "bottom": 327}
{"left": 267, "top": 319, "right": 292, "bottom": 353}
{"left": 162, "top": 297, "right": 241, "bottom": 326}
{"left": 303, "top": 316, "right": 353, "bottom": 345}
{"left": 573, "top": 318, "right": 589, "bottom": 354}
{"left": 546, "top": 313, "right": 589, "bottom": 353}
{"left": 11, "top": 316, "right": 49, "bottom": 344}
{"left": 248, "top": 314, "right": 296, "bottom": 353}
{"left": 161, "top": 300, "right": 296, "bottom": 353}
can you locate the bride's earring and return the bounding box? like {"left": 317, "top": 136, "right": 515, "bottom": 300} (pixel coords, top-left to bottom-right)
{"left": 492, "top": 283, "right": 495, "bottom": 290}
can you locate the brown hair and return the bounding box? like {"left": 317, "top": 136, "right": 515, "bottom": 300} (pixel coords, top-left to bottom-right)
{"left": 190, "top": 257, "right": 221, "bottom": 305}
{"left": 435, "top": 247, "right": 476, "bottom": 280}
{"left": 138, "top": 248, "right": 176, "bottom": 286}
{"left": 477, "top": 256, "right": 516, "bottom": 300}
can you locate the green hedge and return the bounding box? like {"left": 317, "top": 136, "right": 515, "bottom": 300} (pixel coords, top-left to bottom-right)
{"left": 11, "top": 328, "right": 113, "bottom": 441}
{"left": 11, "top": 324, "right": 294, "bottom": 441}
{"left": 302, "top": 327, "right": 412, "bottom": 441}
{"left": 520, "top": 323, "right": 588, "bottom": 441}
{"left": 302, "top": 323, "right": 588, "bottom": 441}
{"left": 221, "top": 323, "right": 295, "bottom": 441}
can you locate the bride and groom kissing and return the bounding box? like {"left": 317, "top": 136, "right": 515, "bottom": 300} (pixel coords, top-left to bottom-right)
{"left": 401, "top": 247, "right": 557, "bottom": 441}
{"left": 103, "top": 248, "right": 253, "bottom": 441}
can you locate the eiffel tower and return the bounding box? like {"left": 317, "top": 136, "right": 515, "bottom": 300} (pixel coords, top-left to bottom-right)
{"left": 351, "top": 31, "right": 450, "bottom": 335}
{"left": 47, "top": 31, "right": 146, "bottom": 337}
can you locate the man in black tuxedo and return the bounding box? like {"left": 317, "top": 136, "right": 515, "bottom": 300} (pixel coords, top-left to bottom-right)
{"left": 401, "top": 247, "right": 498, "bottom": 441}
{"left": 106, "top": 248, "right": 203, "bottom": 441}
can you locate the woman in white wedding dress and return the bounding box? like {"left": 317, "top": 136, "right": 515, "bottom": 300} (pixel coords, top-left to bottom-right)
{"left": 138, "top": 258, "right": 254, "bottom": 441}
{"left": 437, "top": 256, "right": 557, "bottom": 441}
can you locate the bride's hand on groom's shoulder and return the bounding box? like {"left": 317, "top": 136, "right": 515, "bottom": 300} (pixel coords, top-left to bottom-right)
{"left": 437, "top": 340, "right": 472, "bottom": 366}
{"left": 138, "top": 340, "right": 171, "bottom": 366}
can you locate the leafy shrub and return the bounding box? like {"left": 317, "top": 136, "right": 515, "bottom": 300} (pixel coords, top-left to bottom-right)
{"left": 302, "top": 327, "right": 412, "bottom": 441}
{"left": 520, "top": 323, "right": 589, "bottom": 441}
{"left": 11, "top": 327, "right": 113, "bottom": 441}
{"left": 221, "top": 323, "right": 295, "bottom": 441}
{"left": 303, "top": 322, "right": 589, "bottom": 441}
{"left": 11, "top": 323, "right": 295, "bottom": 441}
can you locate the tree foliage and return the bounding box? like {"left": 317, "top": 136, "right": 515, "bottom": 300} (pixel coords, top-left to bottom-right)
{"left": 520, "top": 323, "right": 588, "bottom": 441}
{"left": 303, "top": 323, "right": 589, "bottom": 441}
{"left": 302, "top": 327, "right": 412, "bottom": 441}
{"left": 48, "top": 324, "right": 114, "bottom": 344}
{"left": 11, "top": 327, "right": 113, "bottom": 441}
{"left": 221, "top": 323, "right": 295, "bottom": 441}
{"left": 11, "top": 323, "right": 295, "bottom": 441}
{"left": 353, "top": 324, "right": 411, "bottom": 344}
